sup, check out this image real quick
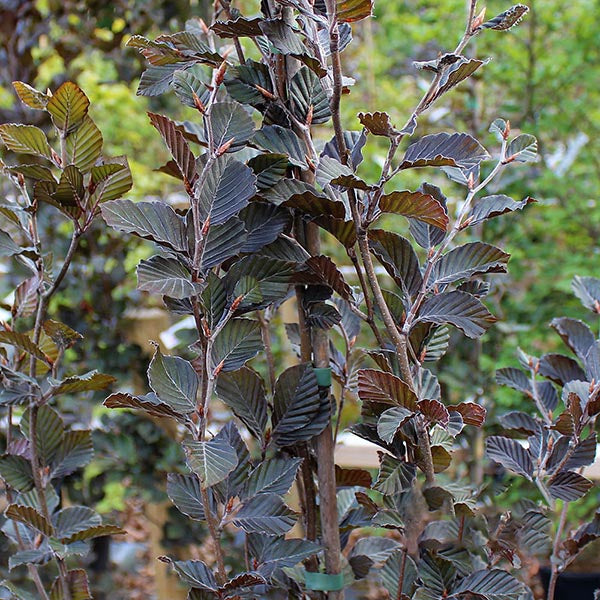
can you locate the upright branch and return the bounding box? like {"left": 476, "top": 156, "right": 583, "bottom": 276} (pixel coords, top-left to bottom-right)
{"left": 0, "top": 81, "right": 131, "bottom": 598}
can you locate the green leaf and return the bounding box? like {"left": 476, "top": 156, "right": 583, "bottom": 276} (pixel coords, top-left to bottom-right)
{"left": 431, "top": 242, "right": 510, "bottom": 286}
{"left": 243, "top": 458, "right": 303, "bottom": 498}
{"left": 47, "top": 82, "right": 89, "bottom": 134}
{"left": 231, "top": 493, "right": 297, "bottom": 535}
{"left": 5, "top": 504, "right": 54, "bottom": 536}
{"left": 337, "top": 0, "right": 374, "bottom": 22}
{"left": 137, "top": 255, "right": 202, "bottom": 299}
{"left": 185, "top": 438, "right": 238, "bottom": 489}
{"left": 60, "top": 524, "right": 125, "bottom": 544}
{"left": 211, "top": 318, "right": 262, "bottom": 373}
{"left": 506, "top": 134, "right": 538, "bottom": 163}
{"left": 102, "top": 199, "right": 188, "bottom": 252}
{"left": 148, "top": 346, "right": 198, "bottom": 414}
{"left": 49, "top": 569, "right": 92, "bottom": 600}
{"left": 215, "top": 367, "right": 268, "bottom": 441}
{"left": 51, "top": 370, "right": 116, "bottom": 395}
{"left": 13, "top": 81, "right": 48, "bottom": 109}
{"left": 4, "top": 163, "right": 56, "bottom": 182}
{"left": 0, "top": 455, "right": 34, "bottom": 492}
{"left": 209, "top": 101, "right": 256, "bottom": 152}
{"left": 416, "top": 291, "right": 497, "bottom": 339}
{"left": 195, "top": 155, "right": 256, "bottom": 226}
{"left": 485, "top": 436, "right": 533, "bottom": 480}
{"left": 379, "top": 189, "right": 448, "bottom": 229}
{"left": 373, "top": 453, "right": 417, "bottom": 495}
{"left": 42, "top": 320, "right": 82, "bottom": 349}
{"left": 54, "top": 165, "right": 84, "bottom": 207}
{"left": 148, "top": 112, "right": 196, "bottom": 183}
{"left": 368, "top": 229, "right": 423, "bottom": 299}
{"left": 272, "top": 363, "right": 329, "bottom": 446}
{"left": 88, "top": 156, "right": 133, "bottom": 203}
{"left": 65, "top": 116, "right": 103, "bottom": 172}
{"left": 290, "top": 67, "right": 331, "bottom": 124}
{"left": 0, "top": 124, "right": 53, "bottom": 160}
{"left": 166, "top": 473, "right": 205, "bottom": 520}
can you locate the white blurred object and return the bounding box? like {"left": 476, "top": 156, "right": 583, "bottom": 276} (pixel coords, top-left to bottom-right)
{"left": 546, "top": 132, "right": 588, "bottom": 177}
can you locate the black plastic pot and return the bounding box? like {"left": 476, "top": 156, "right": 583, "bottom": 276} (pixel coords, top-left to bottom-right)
{"left": 539, "top": 566, "right": 600, "bottom": 600}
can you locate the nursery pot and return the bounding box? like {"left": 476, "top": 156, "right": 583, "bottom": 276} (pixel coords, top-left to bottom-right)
{"left": 539, "top": 567, "right": 600, "bottom": 600}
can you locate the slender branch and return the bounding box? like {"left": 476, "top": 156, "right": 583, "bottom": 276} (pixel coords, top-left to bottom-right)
{"left": 216, "top": 0, "right": 246, "bottom": 64}
{"left": 529, "top": 364, "right": 552, "bottom": 426}
{"left": 547, "top": 502, "right": 568, "bottom": 600}
{"left": 257, "top": 311, "right": 276, "bottom": 393}
{"left": 44, "top": 231, "right": 82, "bottom": 300}
{"left": 401, "top": 143, "right": 508, "bottom": 335}
{"left": 396, "top": 547, "right": 408, "bottom": 600}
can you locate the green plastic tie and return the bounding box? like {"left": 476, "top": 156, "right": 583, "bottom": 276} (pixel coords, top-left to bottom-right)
{"left": 305, "top": 571, "right": 345, "bottom": 591}
{"left": 313, "top": 366, "right": 332, "bottom": 387}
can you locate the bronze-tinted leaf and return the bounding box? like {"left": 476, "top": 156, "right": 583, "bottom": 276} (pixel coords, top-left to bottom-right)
{"left": 358, "top": 369, "right": 418, "bottom": 410}
{"left": 358, "top": 111, "right": 397, "bottom": 137}
{"left": 378, "top": 190, "right": 448, "bottom": 229}
{"left": 448, "top": 402, "right": 486, "bottom": 427}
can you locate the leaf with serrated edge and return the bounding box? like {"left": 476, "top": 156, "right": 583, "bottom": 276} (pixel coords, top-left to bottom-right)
{"left": 486, "top": 436, "right": 533, "bottom": 479}
{"left": 102, "top": 200, "right": 188, "bottom": 252}
{"left": 416, "top": 290, "right": 497, "bottom": 339}
{"left": 148, "top": 346, "right": 198, "bottom": 414}
{"left": 231, "top": 493, "right": 297, "bottom": 535}
{"left": 184, "top": 438, "right": 238, "bottom": 489}
{"left": 215, "top": 367, "right": 268, "bottom": 440}
{"left": 137, "top": 255, "right": 202, "bottom": 299}
{"left": 167, "top": 473, "right": 205, "bottom": 520}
